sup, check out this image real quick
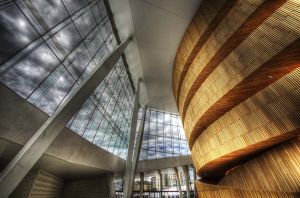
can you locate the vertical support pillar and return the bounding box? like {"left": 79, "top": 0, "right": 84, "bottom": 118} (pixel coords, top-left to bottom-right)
{"left": 183, "top": 166, "right": 190, "bottom": 198}
{"left": 123, "top": 79, "right": 141, "bottom": 198}
{"left": 192, "top": 166, "right": 197, "bottom": 198}
{"left": 107, "top": 173, "right": 116, "bottom": 198}
{"left": 140, "top": 172, "right": 144, "bottom": 197}
{"left": 158, "top": 170, "right": 163, "bottom": 191}
{"left": 0, "top": 38, "right": 131, "bottom": 198}
{"left": 158, "top": 170, "right": 163, "bottom": 198}
{"left": 174, "top": 167, "right": 182, "bottom": 198}
{"left": 128, "top": 106, "right": 147, "bottom": 198}
{"left": 123, "top": 83, "right": 147, "bottom": 198}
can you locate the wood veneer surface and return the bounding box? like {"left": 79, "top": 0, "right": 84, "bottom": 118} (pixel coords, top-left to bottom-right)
{"left": 196, "top": 180, "right": 299, "bottom": 198}
{"left": 218, "top": 137, "right": 300, "bottom": 193}
{"left": 192, "top": 67, "right": 300, "bottom": 178}
{"left": 173, "top": 0, "right": 236, "bottom": 101}
{"left": 172, "top": 0, "right": 300, "bottom": 197}
{"left": 178, "top": 0, "right": 286, "bottom": 121}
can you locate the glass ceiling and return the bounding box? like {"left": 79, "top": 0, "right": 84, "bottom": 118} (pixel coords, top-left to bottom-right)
{"left": 0, "top": 0, "right": 191, "bottom": 161}
{"left": 138, "top": 109, "right": 191, "bottom": 161}
{"left": 0, "top": 0, "right": 134, "bottom": 159}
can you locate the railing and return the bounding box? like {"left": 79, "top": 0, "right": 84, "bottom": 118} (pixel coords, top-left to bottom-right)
{"left": 116, "top": 190, "right": 196, "bottom": 198}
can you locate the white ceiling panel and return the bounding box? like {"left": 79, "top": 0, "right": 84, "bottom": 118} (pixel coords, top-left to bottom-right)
{"left": 110, "top": 0, "right": 202, "bottom": 113}
{"left": 129, "top": 0, "right": 202, "bottom": 113}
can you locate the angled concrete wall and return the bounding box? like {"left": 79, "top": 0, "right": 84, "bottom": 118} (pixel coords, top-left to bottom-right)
{"left": 61, "top": 176, "right": 113, "bottom": 198}
{"left": 10, "top": 169, "right": 63, "bottom": 198}
{"left": 137, "top": 155, "right": 192, "bottom": 173}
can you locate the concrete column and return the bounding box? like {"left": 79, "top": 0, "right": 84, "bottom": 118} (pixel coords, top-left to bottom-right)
{"left": 107, "top": 173, "right": 116, "bottom": 198}
{"left": 140, "top": 172, "right": 144, "bottom": 197}
{"left": 123, "top": 79, "right": 141, "bottom": 198}
{"left": 0, "top": 38, "right": 131, "bottom": 198}
{"left": 157, "top": 170, "right": 163, "bottom": 198}
{"left": 193, "top": 167, "right": 197, "bottom": 198}
{"left": 173, "top": 167, "right": 182, "bottom": 198}
{"left": 128, "top": 106, "right": 147, "bottom": 198}
{"left": 183, "top": 166, "right": 190, "bottom": 198}
{"left": 158, "top": 170, "right": 163, "bottom": 191}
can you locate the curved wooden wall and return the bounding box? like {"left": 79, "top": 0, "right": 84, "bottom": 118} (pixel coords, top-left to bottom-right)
{"left": 192, "top": 67, "right": 300, "bottom": 178}
{"left": 195, "top": 138, "right": 300, "bottom": 197}
{"left": 218, "top": 137, "right": 300, "bottom": 193}
{"left": 172, "top": 0, "right": 234, "bottom": 101}
{"left": 172, "top": 0, "right": 300, "bottom": 197}
{"left": 195, "top": 180, "right": 299, "bottom": 198}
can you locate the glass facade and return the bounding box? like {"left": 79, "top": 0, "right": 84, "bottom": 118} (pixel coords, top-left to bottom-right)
{"left": 138, "top": 109, "right": 191, "bottom": 160}
{"left": 67, "top": 59, "right": 134, "bottom": 159}
{"left": 0, "top": 0, "right": 134, "bottom": 159}
{"left": 114, "top": 167, "right": 196, "bottom": 198}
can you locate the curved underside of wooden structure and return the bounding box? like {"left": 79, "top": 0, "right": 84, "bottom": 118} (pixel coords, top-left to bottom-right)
{"left": 195, "top": 137, "right": 300, "bottom": 197}
{"left": 196, "top": 179, "right": 300, "bottom": 198}
{"left": 172, "top": 0, "right": 300, "bottom": 197}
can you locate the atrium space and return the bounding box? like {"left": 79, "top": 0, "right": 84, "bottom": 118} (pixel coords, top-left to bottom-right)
{"left": 0, "top": 0, "right": 299, "bottom": 198}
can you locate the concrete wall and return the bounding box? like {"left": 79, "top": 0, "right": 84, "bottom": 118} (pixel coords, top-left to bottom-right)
{"left": 10, "top": 169, "right": 116, "bottom": 198}
{"left": 61, "top": 176, "right": 112, "bottom": 198}
{"left": 10, "top": 170, "right": 63, "bottom": 198}
{"left": 137, "top": 155, "right": 193, "bottom": 173}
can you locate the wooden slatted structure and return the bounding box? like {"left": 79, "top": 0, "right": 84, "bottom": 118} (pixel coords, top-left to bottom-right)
{"left": 172, "top": 0, "right": 300, "bottom": 197}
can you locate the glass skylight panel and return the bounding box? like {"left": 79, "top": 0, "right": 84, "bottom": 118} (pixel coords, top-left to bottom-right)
{"left": 0, "top": 0, "right": 134, "bottom": 159}
{"left": 0, "top": 43, "right": 60, "bottom": 98}
{"left": 139, "top": 109, "right": 191, "bottom": 161}
{"left": 0, "top": 4, "right": 39, "bottom": 65}
{"left": 67, "top": 59, "right": 134, "bottom": 159}
{"left": 18, "top": 0, "right": 69, "bottom": 34}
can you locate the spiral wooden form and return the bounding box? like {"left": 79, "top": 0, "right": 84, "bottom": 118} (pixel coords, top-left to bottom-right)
{"left": 173, "top": 0, "right": 300, "bottom": 197}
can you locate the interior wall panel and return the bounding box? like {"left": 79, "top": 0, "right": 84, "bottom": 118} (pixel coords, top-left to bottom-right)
{"left": 185, "top": 5, "right": 300, "bottom": 146}
{"left": 10, "top": 170, "right": 63, "bottom": 198}
{"left": 192, "top": 66, "right": 300, "bottom": 178}
{"left": 172, "top": 0, "right": 230, "bottom": 100}
{"left": 218, "top": 137, "right": 300, "bottom": 193}
{"left": 172, "top": 0, "right": 300, "bottom": 197}
{"left": 178, "top": 0, "right": 285, "bottom": 122}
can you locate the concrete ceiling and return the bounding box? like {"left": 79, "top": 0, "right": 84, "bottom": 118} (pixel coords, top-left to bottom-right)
{"left": 110, "top": 0, "right": 202, "bottom": 113}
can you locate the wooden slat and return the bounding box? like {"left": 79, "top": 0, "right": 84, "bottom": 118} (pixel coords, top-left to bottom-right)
{"left": 173, "top": 0, "right": 238, "bottom": 102}
{"left": 183, "top": 0, "right": 300, "bottom": 146}
{"left": 218, "top": 137, "right": 300, "bottom": 193}
{"left": 192, "top": 67, "right": 300, "bottom": 179}
{"left": 173, "top": 1, "right": 300, "bottom": 197}
{"left": 187, "top": 38, "right": 300, "bottom": 147}
{"left": 196, "top": 175, "right": 299, "bottom": 198}
{"left": 172, "top": 0, "right": 228, "bottom": 99}
{"left": 178, "top": 0, "right": 287, "bottom": 121}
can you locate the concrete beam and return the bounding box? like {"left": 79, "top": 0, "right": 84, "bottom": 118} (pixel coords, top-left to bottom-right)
{"left": 158, "top": 170, "right": 163, "bottom": 191}
{"left": 0, "top": 38, "right": 131, "bottom": 197}
{"left": 183, "top": 166, "right": 190, "bottom": 198}
{"left": 107, "top": 0, "right": 149, "bottom": 107}
{"left": 128, "top": 106, "right": 147, "bottom": 198}
{"left": 174, "top": 167, "right": 182, "bottom": 198}
{"left": 140, "top": 172, "right": 144, "bottom": 197}
{"left": 137, "top": 155, "right": 193, "bottom": 173}
{"left": 123, "top": 79, "right": 141, "bottom": 198}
